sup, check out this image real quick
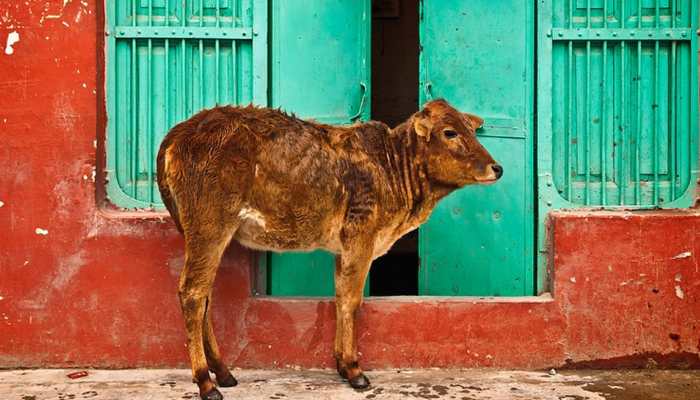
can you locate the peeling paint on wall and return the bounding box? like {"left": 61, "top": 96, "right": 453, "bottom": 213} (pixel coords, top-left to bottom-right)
{"left": 34, "top": 228, "right": 49, "bottom": 235}
{"left": 51, "top": 250, "right": 86, "bottom": 291}
{"left": 52, "top": 92, "right": 78, "bottom": 132}
{"left": 674, "top": 285, "right": 684, "bottom": 299}
{"left": 4, "top": 31, "right": 19, "bottom": 55}
{"left": 39, "top": 0, "right": 72, "bottom": 24}
{"left": 672, "top": 251, "right": 691, "bottom": 260}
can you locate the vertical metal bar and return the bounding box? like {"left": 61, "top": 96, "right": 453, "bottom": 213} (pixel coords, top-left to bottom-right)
{"left": 601, "top": 40, "right": 608, "bottom": 205}
{"left": 111, "top": 4, "right": 118, "bottom": 186}
{"left": 585, "top": 40, "right": 591, "bottom": 204}
{"left": 130, "top": 0, "right": 137, "bottom": 198}
{"left": 131, "top": 39, "right": 137, "bottom": 198}
{"left": 158, "top": 0, "right": 168, "bottom": 203}
{"left": 670, "top": 41, "right": 677, "bottom": 199}
{"left": 148, "top": 0, "right": 153, "bottom": 26}
{"left": 215, "top": 41, "right": 220, "bottom": 105}
{"left": 653, "top": 0, "right": 662, "bottom": 204}
{"left": 604, "top": 0, "right": 608, "bottom": 28}
{"left": 655, "top": 0, "right": 660, "bottom": 27}
{"left": 600, "top": 0, "right": 608, "bottom": 206}
{"left": 181, "top": 0, "right": 186, "bottom": 118}
{"left": 147, "top": 38, "right": 153, "bottom": 204}
{"left": 199, "top": 39, "right": 204, "bottom": 109}
{"left": 181, "top": 38, "right": 186, "bottom": 118}
{"left": 634, "top": 0, "right": 641, "bottom": 204}
{"left": 565, "top": 0, "right": 573, "bottom": 202}
{"left": 200, "top": 0, "right": 204, "bottom": 27}
{"left": 621, "top": 0, "right": 625, "bottom": 28}
{"left": 653, "top": 40, "right": 660, "bottom": 204}
{"left": 585, "top": 0, "right": 591, "bottom": 205}
{"left": 215, "top": 0, "right": 221, "bottom": 106}
{"left": 569, "top": 0, "right": 573, "bottom": 29}
{"left": 620, "top": 44, "right": 626, "bottom": 205}
{"left": 619, "top": 0, "right": 626, "bottom": 205}
{"left": 165, "top": 39, "right": 169, "bottom": 129}
{"left": 587, "top": 0, "right": 591, "bottom": 28}
{"left": 638, "top": 0, "right": 642, "bottom": 28}
{"left": 231, "top": 41, "right": 237, "bottom": 104}
{"left": 599, "top": 0, "right": 608, "bottom": 205}
{"left": 635, "top": 40, "right": 642, "bottom": 204}
{"left": 671, "top": 0, "right": 676, "bottom": 28}
{"left": 567, "top": 40, "right": 573, "bottom": 201}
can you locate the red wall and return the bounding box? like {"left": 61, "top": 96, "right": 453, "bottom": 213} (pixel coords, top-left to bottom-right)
{"left": 1, "top": 1, "right": 698, "bottom": 370}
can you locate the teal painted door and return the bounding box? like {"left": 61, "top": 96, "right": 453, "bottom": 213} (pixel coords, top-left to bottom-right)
{"left": 266, "top": 0, "right": 371, "bottom": 296}
{"left": 418, "top": 1, "right": 535, "bottom": 295}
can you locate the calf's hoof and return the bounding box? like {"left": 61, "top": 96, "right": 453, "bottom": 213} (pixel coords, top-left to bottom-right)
{"left": 336, "top": 365, "right": 348, "bottom": 380}
{"left": 217, "top": 373, "right": 238, "bottom": 387}
{"left": 200, "top": 387, "right": 223, "bottom": 400}
{"left": 348, "top": 373, "right": 371, "bottom": 390}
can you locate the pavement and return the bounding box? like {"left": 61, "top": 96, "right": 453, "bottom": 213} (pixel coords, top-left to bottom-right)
{"left": 0, "top": 368, "right": 698, "bottom": 400}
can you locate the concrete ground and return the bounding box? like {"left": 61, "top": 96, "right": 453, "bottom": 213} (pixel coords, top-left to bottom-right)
{"left": 0, "top": 369, "right": 698, "bottom": 400}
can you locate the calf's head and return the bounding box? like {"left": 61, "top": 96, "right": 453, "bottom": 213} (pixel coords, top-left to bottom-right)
{"left": 412, "top": 99, "right": 502, "bottom": 188}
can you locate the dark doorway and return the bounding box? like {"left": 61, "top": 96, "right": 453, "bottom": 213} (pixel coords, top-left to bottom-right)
{"left": 369, "top": 0, "right": 420, "bottom": 296}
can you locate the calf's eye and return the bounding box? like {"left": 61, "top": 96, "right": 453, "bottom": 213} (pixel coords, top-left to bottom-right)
{"left": 443, "top": 130, "right": 458, "bottom": 139}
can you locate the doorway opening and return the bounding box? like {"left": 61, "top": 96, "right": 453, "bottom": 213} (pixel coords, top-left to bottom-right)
{"left": 369, "top": 0, "right": 420, "bottom": 296}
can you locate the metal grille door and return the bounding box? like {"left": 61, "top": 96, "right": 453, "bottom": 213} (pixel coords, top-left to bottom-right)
{"left": 537, "top": 0, "right": 698, "bottom": 290}
{"left": 106, "top": 0, "right": 267, "bottom": 208}
{"left": 539, "top": 0, "right": 698, "bottom": 207}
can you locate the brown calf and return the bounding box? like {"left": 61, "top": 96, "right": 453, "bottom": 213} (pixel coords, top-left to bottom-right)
{"left": 156, "top": 99, "right": 502, "bottom": 400}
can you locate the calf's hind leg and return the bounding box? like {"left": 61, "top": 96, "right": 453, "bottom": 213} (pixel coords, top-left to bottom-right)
{"left": 203, "top": 296, "right": 238, "bottom": 387}
{"left": 179, "top": 221, "right": 238, "bottom": 400}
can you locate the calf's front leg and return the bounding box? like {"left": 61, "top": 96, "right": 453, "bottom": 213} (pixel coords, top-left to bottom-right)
{"left": 334, "top": 245, "right": 373, "bottom": 389}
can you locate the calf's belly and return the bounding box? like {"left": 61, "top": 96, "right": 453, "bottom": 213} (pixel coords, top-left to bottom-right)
{"left": 232, "top": 203, "right": 344, "bottom": 254}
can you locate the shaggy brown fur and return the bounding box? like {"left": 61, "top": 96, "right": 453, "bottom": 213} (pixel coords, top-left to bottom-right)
{"left": 156, "top": 99, "right": 502, "bottom": 400}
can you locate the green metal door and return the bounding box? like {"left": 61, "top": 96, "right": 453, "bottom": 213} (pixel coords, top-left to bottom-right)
{"left": 266, "top": 0, "right": 371, "bottom": 296}
{"left": 537, "top": 0, "right": 698, "bottom": 289}
{"left": 418, "top": 1, "right": 536, "bottom": 296}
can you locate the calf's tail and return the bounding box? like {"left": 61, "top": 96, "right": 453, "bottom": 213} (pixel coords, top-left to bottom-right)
{"left": 156, "top": 134, "right": 184, "bottom": 234}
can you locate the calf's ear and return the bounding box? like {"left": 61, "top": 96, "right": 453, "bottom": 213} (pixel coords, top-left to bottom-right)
{"left": 463, "top": 113, "right": 484, "bottom": 130}
{"left": 413, "top": 111, "right": 433, "bottom": 142}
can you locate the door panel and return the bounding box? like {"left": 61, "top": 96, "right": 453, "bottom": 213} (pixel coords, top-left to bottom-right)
{"left": 418, "top": 0, "right": 535, "bottom": 295}
{"left": 270, "top": 0, "right": 371, "bottom": 123}
{"left": 267, "top": 0, "right": 371, "bottom": 296}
